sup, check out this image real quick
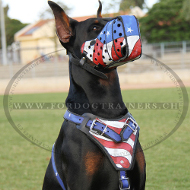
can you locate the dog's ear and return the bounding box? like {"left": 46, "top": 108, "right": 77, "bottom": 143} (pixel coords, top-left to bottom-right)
{"left": 48, "top": 1, "right": 73, "bottom": 43}
{"left": 97, "top": 0, "right": 102, "bottom": 18}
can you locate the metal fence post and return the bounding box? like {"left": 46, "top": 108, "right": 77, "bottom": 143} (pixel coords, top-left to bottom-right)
{"left": 181, "top": 41, "right": 186, "bottom": 69}
{"left": 182, "top": 41, "right": 186, "bottom": 54}
{"left": 0, "top": 0, "right": 7, "bottom": 65}
{"left": 161, "top": 43, "right": 164, "bottom": 58}
{"left": 8, "top": 46, "right": 13, "bottom": 78}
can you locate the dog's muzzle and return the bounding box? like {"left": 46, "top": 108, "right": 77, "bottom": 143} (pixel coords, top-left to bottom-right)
{"left": 81, "top": 15, "right": 142, "bottom": 69}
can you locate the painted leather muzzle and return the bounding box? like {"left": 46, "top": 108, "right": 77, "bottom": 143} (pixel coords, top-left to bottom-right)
{"left": 81, "top": 15, "right": 142, "bottom": 69}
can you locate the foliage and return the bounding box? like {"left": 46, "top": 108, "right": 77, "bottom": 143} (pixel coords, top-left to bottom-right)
{"left": 103, "top": 0, "right": 145, "bottom": 14}
{"left": 139, "top": 0, "right": 190, "bottom": 43}
{"left": 102, "top": 0, "right": 121, "bottom": 14}
{"left": 119, "top": 0, "right": 145, "bottom": 10}
{"left": 0, "top": 5, "right": 27, "bottom": 48}
{"left": 5, "top": 18, "right": 27, "bottom": 47}
{"left": 181, "top": 0, "right": 190, "bottom": 21}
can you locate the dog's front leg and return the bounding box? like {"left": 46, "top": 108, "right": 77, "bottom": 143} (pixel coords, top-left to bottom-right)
{"left": 128, "top": 140, "right": 146, "bottom": 190}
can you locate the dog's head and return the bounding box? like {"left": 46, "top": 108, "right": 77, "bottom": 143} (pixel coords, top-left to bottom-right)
{"left": 48, "top": 1, "right": 141, "bottom": 71}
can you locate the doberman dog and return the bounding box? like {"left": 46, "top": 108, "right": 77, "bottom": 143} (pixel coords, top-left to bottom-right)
{"left": 42, "top": 1, "right": 146, "bottom": 190}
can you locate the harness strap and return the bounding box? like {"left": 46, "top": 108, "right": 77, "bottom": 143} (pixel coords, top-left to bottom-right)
{"left": 64, "top": 110, "right": 137, "bottom": 143}
{"left": 119, "top": 171, "right": 130, "bottom": 190}
{"left": 51, "top": 144, "right": 66, "bottom": 190}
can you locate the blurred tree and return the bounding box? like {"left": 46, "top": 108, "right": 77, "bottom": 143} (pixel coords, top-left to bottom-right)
{"left": 181, "top": 0, "right": 190, "bottom": 21}
{"left": 103, "top": 0, "right": 120, "bottom": 13}
{"left": 119, "top": 0, "right": 145, "bottom": 10}
{"left": 139, "top": 0, "right": 190, "bottom": 43}
{"left": 0, "top": 5, "right": 27, "bottom": 48}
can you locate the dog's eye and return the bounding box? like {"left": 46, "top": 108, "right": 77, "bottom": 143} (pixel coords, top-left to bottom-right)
{"left": 93, "top": 26, "right": 98, "bottom": 31}
{"left": 92, "top": 25, "right": 101, "bottom": 31}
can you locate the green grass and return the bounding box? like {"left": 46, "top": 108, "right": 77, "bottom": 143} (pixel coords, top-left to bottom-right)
{"left": 0, "top": 87, "right": 190, "bottom": 190}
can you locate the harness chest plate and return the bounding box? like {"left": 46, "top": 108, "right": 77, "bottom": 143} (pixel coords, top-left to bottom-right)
{"left": 52, "top": 110, "right": 139, "bottom": 190}
{"left": 64, "top": 110, "right": 140, "bottom": 171}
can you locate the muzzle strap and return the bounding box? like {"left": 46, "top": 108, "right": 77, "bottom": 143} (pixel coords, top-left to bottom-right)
{"left": 69, "top": 53, "right": 108, "bottom": 79}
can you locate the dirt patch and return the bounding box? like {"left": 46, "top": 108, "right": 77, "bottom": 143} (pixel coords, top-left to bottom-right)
{"left": 1, "top": 70, "right": 190, "bottom": 95}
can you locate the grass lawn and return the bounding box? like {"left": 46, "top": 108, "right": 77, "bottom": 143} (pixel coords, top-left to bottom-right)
{"left": 0, "top": 87, "right": 190, "bottom": 190}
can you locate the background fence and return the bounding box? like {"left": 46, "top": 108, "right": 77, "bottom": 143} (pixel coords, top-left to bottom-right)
{"left": 0, "top": 41, "right": 190, "bottom": 80}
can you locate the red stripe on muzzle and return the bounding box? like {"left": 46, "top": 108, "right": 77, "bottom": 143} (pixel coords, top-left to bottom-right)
{"left": 93, "top": 39, "right": 105, "bottom": 66}
{"left": 112, "top": 37, "right": 124, "bottom": 61}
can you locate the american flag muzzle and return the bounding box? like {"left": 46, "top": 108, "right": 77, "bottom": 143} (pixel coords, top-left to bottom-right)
{"left": 81, "top": 15, "right": 142, "bottom": 69}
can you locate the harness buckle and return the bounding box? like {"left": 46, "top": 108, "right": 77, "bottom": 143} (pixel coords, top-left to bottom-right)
{"left": 90, "top": 119, "right": 97, "bottom": 132}
{"left": 119, "top": 185, "right": 130, "bottom": 190}
{"left": 119, "top": 177, "right": 130, "bottom": 190}
{"left": 124, "top": 117, "right": 138, "bottom": 132}
{"left": 101, "top": 124, "right": 108, "bottom": 135}
{"left": 90, "top": 119, "right": 108, "bottom": 136}
{"left": 79, "top": 57, "right": 86, "bottom": 66}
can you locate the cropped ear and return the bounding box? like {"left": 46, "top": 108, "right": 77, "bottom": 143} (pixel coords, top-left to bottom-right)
{"left": 48, "top": 1, "right": 72, "bottom": 43}
{"left": 97, "top": 0, "right": 102, "bottom": 18}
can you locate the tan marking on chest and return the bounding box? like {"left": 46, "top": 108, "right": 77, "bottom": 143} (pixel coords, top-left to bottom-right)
{"left": 85, "top": 151, "right": 103, "bottom": 176}
{"left": 135, "top": 147, "right": 146, "bottom": 174}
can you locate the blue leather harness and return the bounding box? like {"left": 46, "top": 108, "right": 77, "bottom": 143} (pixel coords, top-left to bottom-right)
{"left": 51, "top": 144, "right": 66, "bottom": 190}
{"left": 51, "top": 110, "right": 140, "bottom": 189}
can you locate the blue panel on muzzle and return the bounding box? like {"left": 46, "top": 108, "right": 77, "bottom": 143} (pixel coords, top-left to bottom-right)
{"left": 81, "top": 15, "right": 142, "bottom": 69}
